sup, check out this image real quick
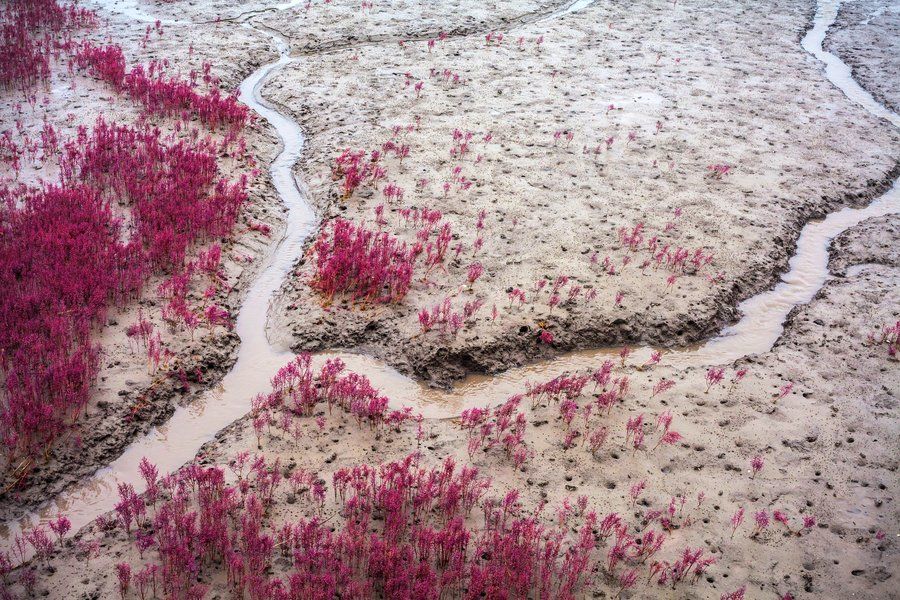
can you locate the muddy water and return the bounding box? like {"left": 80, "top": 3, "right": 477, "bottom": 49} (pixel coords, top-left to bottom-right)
{"left": 802, "top": 0, "right": 900, "bottom": 128}
{"left": 2, "top": 0, "right": 898, "bottom": 557}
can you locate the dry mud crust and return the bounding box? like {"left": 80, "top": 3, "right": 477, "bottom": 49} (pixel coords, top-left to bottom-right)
{"left": 824, "top": 0, "right": 900, "bottom": 115}
{"left": 18, "top": 208, "right": 900, "bottom": 599}
{"left": 267, "top": 0, "right": 900, "bottom": 387}
{"left": 257, "top": 0, "right": 575, "bottom": 53}
{"left": 144, "top": 0, "right": 566, "bottom": 34}
{"left": 0, "top": 7, "right": 283, "bottom": 519}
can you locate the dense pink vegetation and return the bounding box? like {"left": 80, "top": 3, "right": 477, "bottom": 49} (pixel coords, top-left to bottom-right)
{"left": 0, "top": 3, "right": 250, "bottom": 467}
{"left": 33, "top": 446, "right": 722, "bottom": 598}
{"left": 103, "top": 451, "right": 626, "bottom": 599}
{"left": 0, "top": 1, "right": 94, "bottom": 98}
{"left": 0, "top": 116, "right": 247, "bottom": 462}
{"left": 3, "top": 353, "right": 821, "bottom": 597}
{"left": 250, "top": 354, "right": 414, "bottom": 436}
{"left": 0, "top": 22, "right": 50, "bottom": 94}
{"left": 309, "top": 218, "right": 417, "bottom": 304}
{"left": 74, "top": 43, "right": 249, "bottom": 131}
{"left": 0, "top": 185, "right": 141, "bottom": 458}
{"left": 65, "top": 118, "right": 246, "bottom": 269}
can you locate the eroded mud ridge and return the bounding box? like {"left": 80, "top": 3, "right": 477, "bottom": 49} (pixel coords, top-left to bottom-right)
{"left": 268, "top": 0, "right": 900, "bottom": 387}
{"left": 1, "top": 0, "right": 898, "bottom": 598}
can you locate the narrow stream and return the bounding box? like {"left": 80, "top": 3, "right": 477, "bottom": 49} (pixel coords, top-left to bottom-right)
{"left": 2, "top": 0, "right": 898, "bottom": 557}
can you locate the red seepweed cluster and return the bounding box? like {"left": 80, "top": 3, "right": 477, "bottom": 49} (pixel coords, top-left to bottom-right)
{"left": 74, "top": 42, "right": 249, "bottom": 132}
{"left": 1, "top": 10, "right": 251, "bottom": 466}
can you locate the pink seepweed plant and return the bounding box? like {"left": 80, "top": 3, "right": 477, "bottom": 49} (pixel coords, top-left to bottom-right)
{"left": 704, "top": 367, "right": 725, "bottom": 393}
{"left": 74, "top": 43, "right": 249, "bottom": 132}
{"left": 868, "top": 320, "right": 900, "bottom": 359}
{"left": 1, "top": 346, "right": 828, "bottom": 598}
{"left": 707, "top": 164, "right": 732, "bottom": 179}
{"left": 417, "top": 296, "right": 484, "bottom": 337}
{"left": 308, "top": 217, "right": 416, "bottom": 305}
{"left": 749, "top": 455, "right": 764, "bottom": 479}
{"left": 0, "top": 6, "right": 254, "bottom": 471}
{"left": 0, "top": 1, "right": 95, "bottom": 102}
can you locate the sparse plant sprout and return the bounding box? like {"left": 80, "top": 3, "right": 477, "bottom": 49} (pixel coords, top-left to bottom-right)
{"left": 704, "top": 367, "right": 725, "bottom": 393}
{"left": 707, "top": 164, "right": 732, "bottom": 179}
{"left": 721, "top": 586, "right": 746, "bottom": 600}
{"left": 869, "top": 320, "right": 900, "bottom": 358}
{"left": 750, "top": 455, "right": 764, "bottom": 479}
{"left": 466, "top": 261, "right": 484, "bottom": 286}
{"left": 773, "top": 509, "right": 792, "bottom": 532}
{"left": 776, "top": 381, "right": 794, "bottom": 400}
{"left": 642, "top": 350, "right": 662, "bottom": 369}
{"left": 752, "top": 510, "right": 770, "bottom": 535}
{"left": 48, "top": 516, "right": 71, "bottom": 544}
{"left": 729, "top": 367, "right": 748, "bottom": 391}
{"left": 619, "top": 346, "right": 631, "bottom": 367}
{"left": 629, "top": 480, "right": 646, "bottom": 506}
{"left": 115, "top": 562, "right": 131, "bottom": 600}
{"left": 651, "top": 378, "right": 675, "bottom": 398}
{"left": 730, "top": 507, "right": 745, "bottom": 538}
{"left": 548, "top": 293, "right": 561, "bottom": 313}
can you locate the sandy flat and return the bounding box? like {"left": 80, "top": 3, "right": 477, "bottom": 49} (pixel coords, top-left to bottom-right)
{"left": 267, "top": 0, "right": 900, "bottom": 387}
{"left": 16, "top": 212, "right": 898, "bottom": 599}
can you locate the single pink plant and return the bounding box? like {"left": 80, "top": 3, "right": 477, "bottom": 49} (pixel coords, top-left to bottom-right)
{"left": 730, "top": 507, "right": 745, "bottom": 538}
{"left": 750, "top": 455, "right": 764, "bottom": 479}
{"left": 704, "top": 367, "right": 725, "bottom": 393}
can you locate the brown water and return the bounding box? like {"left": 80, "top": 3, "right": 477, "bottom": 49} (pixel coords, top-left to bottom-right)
{"left": 2, "top": 0, "right": 898, "bottom": 559}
